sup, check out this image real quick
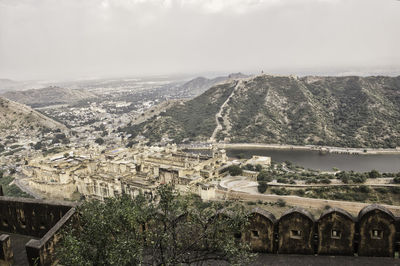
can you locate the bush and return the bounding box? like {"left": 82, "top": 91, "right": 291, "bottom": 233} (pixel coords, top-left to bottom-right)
{"left": 95, "top": 138, "right": 105, "bottom": 145}
{"left": 257, "top": 170, "right": 272, "bottom": 182}
{"left": 368, "top": 169, "right": 381, "bottom": 178}
{"left": 319, "top": 177, "right": 331, "bottom": 184}
{"left": 359, "top": 185, "right": 371, "bottom": 193}
{"left": 271, "top": 188, "right": 290, "bottom": 195}
{"left": 393, "top": 176, "right": 400, "bottom": 184}
{"left": 277, "top": 199, "right": 286, "bottom": 207}
{"left": 277, "top": 177, "right": 288, "bottom": 184}
{"left": 227, "top": 165, "right": 243, "bottom": 176}
{"left": 257, "top": 182, "right": 268, "bottom": 194}
{"left": 242, "top": 164, "right": 255, "bottom": 171}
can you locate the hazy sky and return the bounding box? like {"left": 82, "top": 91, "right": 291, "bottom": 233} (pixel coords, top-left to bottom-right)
{"left": 0, "top": 0, "right": 399, "bottom": 80}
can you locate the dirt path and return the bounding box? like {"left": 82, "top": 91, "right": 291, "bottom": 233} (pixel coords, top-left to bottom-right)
{"left": 209, "top": 80, "right": 242, "bottom": 142}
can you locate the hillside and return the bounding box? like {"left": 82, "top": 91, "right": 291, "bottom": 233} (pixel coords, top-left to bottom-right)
{"left": 1, "top": 86, "right": 96, "bottom": 107}
{"left": 175, "top": 72, "right": 249, "bottom": 97}
{"left": 0, "top": 97, "right": 67, "bottom": 138}
{"left": 122, "top": 75, "right": 400, "bottom": 148}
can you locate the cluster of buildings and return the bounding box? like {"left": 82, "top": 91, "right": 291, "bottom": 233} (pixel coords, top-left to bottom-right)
{"left": 21, "top": 144, "right": 229, "bottom": 201}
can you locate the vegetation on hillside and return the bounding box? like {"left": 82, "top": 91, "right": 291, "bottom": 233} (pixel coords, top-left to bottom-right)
{"left": 120, "top": 81, "right": 237, "bottom": 143}
{"left": 124, "top": 75, "right": 400, "bottom": 148}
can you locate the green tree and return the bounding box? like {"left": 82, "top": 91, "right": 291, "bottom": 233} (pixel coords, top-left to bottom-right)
{"left": 257, "top": 170, "right": 272, "bottom": 182}
{"left": 57, "top": 185, "right": 254, "bottom": 265}
{"left": 227, "top": 165, "right": 243, "bottom": 176}
{"left": 393, "top": 176, "right": 400, "bottom": 184}
{"left": 368, "top": 169, "right": 381, "bottom": 179}
{"left": 257, "top": 182, "right": 268, "bottom": 193}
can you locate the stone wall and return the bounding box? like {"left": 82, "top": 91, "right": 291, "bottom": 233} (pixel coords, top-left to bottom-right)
{"left": 245, "top": 204, "right": 399, "bottom": 257}
{"left": 0, "top": 196, "right": 75, "bottom": 266}
{"left": 0, "top": 196, "right": 72, "bottom": 238}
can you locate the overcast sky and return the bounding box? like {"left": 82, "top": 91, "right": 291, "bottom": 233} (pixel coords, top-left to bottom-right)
{"left": 0, "top": 0, "right": 399, "bottom": 80}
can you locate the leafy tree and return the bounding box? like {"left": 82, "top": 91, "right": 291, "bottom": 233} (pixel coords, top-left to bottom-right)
{"left": 393, "top": 176, "right": 400, "bottom": 184}
{"left": 257, "top": 170, "right": 272, "bottom": 182}
{"left": 227, "top": 165, "right": 243, "bottom": 176}
{"left": 255, "top": 164, "right": 263, "bottom": 172}
{"left": 242, "top": 164, "right": 255, "bottom": 171}
{"left": 257, "top": 182, "right": 268, "bottom": 193}
{"left": 368, "top": 169, "right": 381, "bottom": 179}
{"left": 57, "top": 185, "right": 254, "bottom": 265}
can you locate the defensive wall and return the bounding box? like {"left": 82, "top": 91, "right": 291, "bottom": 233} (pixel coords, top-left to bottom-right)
{"left": 244, "top": 204, "right": 399, "bottom": 257}
{"left": 1, "top": 195, "right": 400, "bottom": 265}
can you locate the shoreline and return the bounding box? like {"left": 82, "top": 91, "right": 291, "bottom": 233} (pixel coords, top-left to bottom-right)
{"left": 215, "top": 143, "right": 400, "bottom": 155}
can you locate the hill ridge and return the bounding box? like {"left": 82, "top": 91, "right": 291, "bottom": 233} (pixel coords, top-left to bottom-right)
{"left": 121, "top": 74, "right": 400, "bottom": 148}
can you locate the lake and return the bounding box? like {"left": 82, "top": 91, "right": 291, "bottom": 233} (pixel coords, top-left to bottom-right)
{"left": 184, "top": 148, "right": 400, "bottom": 172}
{"left": 226, "top": 149, "right": 400, "bottom": 172}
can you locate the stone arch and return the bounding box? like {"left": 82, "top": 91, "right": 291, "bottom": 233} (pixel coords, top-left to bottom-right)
{"left": 317, "top": 208, "right": 355, "bottom": 255}
{"left": 243, "top": 208, "right": 276, "bottom": 253}
{"left": 358, "top": 204, "right": 396, "bottom": 257}
{"left": 278, "top": 207, "right": 315, "bottom": 254}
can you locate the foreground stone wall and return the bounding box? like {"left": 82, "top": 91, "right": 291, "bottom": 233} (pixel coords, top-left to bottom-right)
{"left": 0, "top": 196, "right": 72, "bottom": 238}
{"left": 0, "top": 196, "right": 75, "bottom": 266}
{"left": 246, "top": 204, "right": 398, "bottom": 257}
{"left": 1, "top": 195, "right": 399, "bottom": 265}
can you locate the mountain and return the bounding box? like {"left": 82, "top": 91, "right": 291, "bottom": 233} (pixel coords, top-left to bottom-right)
{"left": 122, "top": 75, "right": 400, "bottom": 148}
{"left": 0, "top": 79, "right": 19, "bottom": 93}
{"left": 0, "top": 97, "right": 67, "bottom": 138}
{"left": 175, "top": 72, "right": 249, "bottom": 97}
{"left": 1, "top": 86, "right": 96, "bottom": 107}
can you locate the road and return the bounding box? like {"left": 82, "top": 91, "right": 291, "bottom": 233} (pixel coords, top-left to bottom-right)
{"left": 217, "top": 176, "right": 400, "bottom": 215}
{"left": 13, "top": 173, "right": 43, "bottom": 199}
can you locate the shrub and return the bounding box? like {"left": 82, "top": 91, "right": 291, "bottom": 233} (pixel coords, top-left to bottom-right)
{"left": 257, "top": 182, "right": 268, "bottom": 194}
{"left": 277, "top": 199, "right": 286, "bottom": 207}
{"left": 257, "top": 170, "right": 272, "bottom": 182}
{"left": 393, "top": 176, "right": 400, "bottom": 184}
{"left": 227, "top": 165, "right": 243, "bottom": 176}
{"left": 95, "top": 138, "right": 105, "bottom": 145}
{"left": 368, "top": 169, "right": 381, "bottom": 178}
{"left": 271, "top": 188, "right": 290, "bottom": 196}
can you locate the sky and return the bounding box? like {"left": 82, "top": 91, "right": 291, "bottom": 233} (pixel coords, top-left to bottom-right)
{"left": 0, "top": 0, "right": 399, "bottom": 80}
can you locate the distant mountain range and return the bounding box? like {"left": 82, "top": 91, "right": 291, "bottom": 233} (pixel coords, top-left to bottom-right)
{"left": 1, "top": 86, "right": 96, "bottom": 107}
{"left": 122, "top": 75, "right": 400, "bottom": 148}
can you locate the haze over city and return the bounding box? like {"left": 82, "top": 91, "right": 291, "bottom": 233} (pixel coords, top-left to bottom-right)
{"left": 1, "top": 0, "right": 400, "bottom": 80}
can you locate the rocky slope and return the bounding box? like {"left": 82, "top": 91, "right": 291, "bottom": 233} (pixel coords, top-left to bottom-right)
{"left": 0, "top": 97, "right": 67, "bottom": 138}
{"left": 1, "top": 86, "right": 96, "bottom": 107}
{"left": 121, "top": 75, "right": 400, "bottom": 148}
